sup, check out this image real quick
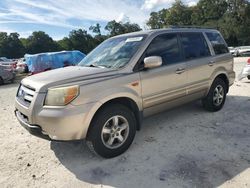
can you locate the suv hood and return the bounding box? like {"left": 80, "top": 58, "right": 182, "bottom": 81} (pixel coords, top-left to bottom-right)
{"left": 21, "top": 66, "right": 118, "bottom": 92}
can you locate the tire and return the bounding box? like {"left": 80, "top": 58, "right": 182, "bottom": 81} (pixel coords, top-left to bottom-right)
{"left": 0, "top": 77, "right": 4, "bottom": 85}
{"left": 202, "top": 78, "right": 227, "bottom": 112}
{"left": 247, "top": 75, "right": 250, "bottom": 80}
{"left": 86, "top": 104, "right": 136, "bottom": 158}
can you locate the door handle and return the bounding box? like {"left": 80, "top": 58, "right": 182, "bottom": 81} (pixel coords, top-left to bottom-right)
{"left": 208, "top": 61, "right": 215, "bottom": 66}
{"left": 176, "top": 68, "right": 185, "bottom": 74}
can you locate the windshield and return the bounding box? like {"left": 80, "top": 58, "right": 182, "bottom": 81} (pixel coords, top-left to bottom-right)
{"left": 78, "top": 35, "right": 145, "bottom": 69}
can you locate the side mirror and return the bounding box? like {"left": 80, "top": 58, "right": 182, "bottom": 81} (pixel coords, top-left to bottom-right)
{"left": 144, "top": 56, "right": 162, "bottom": 69}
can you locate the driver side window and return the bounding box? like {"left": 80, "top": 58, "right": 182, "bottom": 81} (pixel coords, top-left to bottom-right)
{"left": 146, "top": 33, "right": 183, "bottom": 65}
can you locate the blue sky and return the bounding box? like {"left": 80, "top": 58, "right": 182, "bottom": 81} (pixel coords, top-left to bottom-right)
{"left": 0, "top": 0, "right": 198, "bottom": 40}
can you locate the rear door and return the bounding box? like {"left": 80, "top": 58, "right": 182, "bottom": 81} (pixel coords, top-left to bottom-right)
{"left": 180, "top": 32, "right": 212, "bottom": 96}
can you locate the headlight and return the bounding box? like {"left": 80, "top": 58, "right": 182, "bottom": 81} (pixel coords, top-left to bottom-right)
{"left": 44, "top": 85, "right": 79, "bottom": 106}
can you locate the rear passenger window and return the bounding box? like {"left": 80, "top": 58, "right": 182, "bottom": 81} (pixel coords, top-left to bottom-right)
{"left": 205, "top": 32, "right": 229, "bottom": 55}
{"left": 146, "top": 33, "right": 182, "bottom": 65}
{"left": 180, "top": 33, "right": 211, "bottom": 60}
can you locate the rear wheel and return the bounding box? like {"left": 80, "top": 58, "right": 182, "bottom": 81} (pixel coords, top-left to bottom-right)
{"left": 86, "top": 104, "right": 136, "bottom": 158}
{"left": 247, "top": 75, "right": 250, "bottom": 80}
{"left": 202, "top": 78, "right": 227, "bottom": 112}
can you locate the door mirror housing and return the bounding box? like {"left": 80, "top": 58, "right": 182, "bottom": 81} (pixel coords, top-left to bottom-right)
{"left": 144, "top": 56, "right": 162, "bottom": 69}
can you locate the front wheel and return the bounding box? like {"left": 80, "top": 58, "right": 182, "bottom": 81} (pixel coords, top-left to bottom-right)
{"left": 247, "top": 75, "right": 250, "bottom": 80}
{"left": 86, "top": 104, "right": 136, "bottom": 158}
{"left": 202, "top": 78, "right": 227, "bottom": 112}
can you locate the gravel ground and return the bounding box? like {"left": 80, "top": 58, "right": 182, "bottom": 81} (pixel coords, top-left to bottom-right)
{"left": 0, "top": 57, "right": 250, "bottom": 188}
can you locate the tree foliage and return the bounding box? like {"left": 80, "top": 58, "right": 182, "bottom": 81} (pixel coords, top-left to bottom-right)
{"left": 147, "top": 0, "right": 250, "bottom": 46}
{"left": 147, "top": 1, "right": 192, "bottom": 29}
{"left": 0, "top": 32, "right": 25, "bottom": 58}
{"left": 23, "top": 31, "right": 60, "bottom": 54}
{"left": 0, "top": 21, "right": 141, "bottom": 58}
{"left": 105, "top": 20, "right": 141, "bottom": 37}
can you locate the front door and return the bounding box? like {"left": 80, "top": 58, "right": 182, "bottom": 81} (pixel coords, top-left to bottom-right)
{"left": 139, "top": 33, "right": 187, "bottom": 112}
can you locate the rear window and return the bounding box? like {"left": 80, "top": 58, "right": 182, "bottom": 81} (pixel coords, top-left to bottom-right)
{"left": 180, "top": 32, "right": 211, "bottom": 60}
{"left": 205, "top": 32, "right": 229, "bottom": 55}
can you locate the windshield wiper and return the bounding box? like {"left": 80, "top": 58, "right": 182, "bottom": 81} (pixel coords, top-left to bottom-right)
{"left": 89, "top": 64, "right": 99, "bottom": 68}
{"left": 89, "top": 63, "right": 111, "bottom": 68}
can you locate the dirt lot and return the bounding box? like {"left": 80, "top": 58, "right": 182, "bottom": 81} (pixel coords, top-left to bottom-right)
{"left": 0, "top": 57, "right": 250, "bottom": 188}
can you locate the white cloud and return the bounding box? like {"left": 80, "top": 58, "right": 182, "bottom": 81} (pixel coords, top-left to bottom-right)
{"left": 141, "top": 0, "right": 174, "bottom": 10}
{"left": 116, "top": 13, "right": 131, "bottom": 23}
{"left": 0, "top": 26, "right": 32, "bottom": 38}
{"left": 141, "top": 0, "right": 198, "bottom": 10}
{"left": 186, "top": 1, "right": 197, "bottom": 6}
{"left": 1, "top": 0, "right": 148, "bottom": 27}
{"left": 1, "top": 1, "right": 80, "bottom": 29}
{"left": 0, "top": 0, "right": 199, "bottom": 39}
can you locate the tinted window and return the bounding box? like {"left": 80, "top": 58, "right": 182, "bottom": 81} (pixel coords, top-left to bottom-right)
{"left": 146, "top": 33, "right": 182, "bottom": 65}
{"left": 206, "top": 32, "right": 229, "bottom": 55}
{"left": 181, "top": 33, "right": 211, "bottom": 60}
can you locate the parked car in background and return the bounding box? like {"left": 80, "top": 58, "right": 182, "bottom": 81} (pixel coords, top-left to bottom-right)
{"left": 234, "top": 46, "right": 250, "bottom": 57}
{"left": 15, "top": 28, "right": 235, "bottom": 158}
{"left": 228, "top": 47, "right": 235, "bottom": 55}
{"left": 16, "top": 58, "right": 28, "bottom": 74}
{"left": 0, "top": 57, "right": 17, "bottom": 71}
{"left": 238, "top": 58, "right": 250, "bottom": 80}
{"left": 0, "top": 65, "right": 15, "bottom": 85}
{"left": 25, "top": 50, "right": 86, "bottom": 74}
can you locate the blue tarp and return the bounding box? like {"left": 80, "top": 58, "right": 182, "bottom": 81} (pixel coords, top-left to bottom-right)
{"left": 25, "top": 50, "right": 85, "bottom": 73}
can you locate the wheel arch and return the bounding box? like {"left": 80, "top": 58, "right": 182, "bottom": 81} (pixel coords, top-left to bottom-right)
{"left": 215, "top": 74, "right": 229, "bottom": 93}
{"left": 209, "top": 68, "right": 230, "bottom": 94}
{"left": 85, "top": 96, "right": 142, "bottom": 140}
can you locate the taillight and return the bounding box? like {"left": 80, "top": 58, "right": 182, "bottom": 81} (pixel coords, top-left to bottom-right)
{"left": 247, "top": 58, "right": 250, "bottom": 65}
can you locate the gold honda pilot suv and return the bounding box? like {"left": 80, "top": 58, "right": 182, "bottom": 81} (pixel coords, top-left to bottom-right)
{"left": 15, "top": 28, "right": 235, "bottom": 158}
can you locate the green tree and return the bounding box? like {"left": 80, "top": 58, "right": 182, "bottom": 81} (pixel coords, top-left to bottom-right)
{"left": 89, "top": 23, "right": 107, "bottom": 44}
{"left": 0, "top": 32, "right": 25, "bottom": 58}
{"left": 147, "top": 0, "right": 250, "bottom": 46}
{"left": 167, "top": 0, "right": 192, "bottom": 26}
{"left": 25, "top": 31, "right": 60, "bottom": 54}
{"left": 105, "top": 20, "right": 141, "bottom": 37}
{"left": 147, "top": 9, "right": 169, "bottom": 29}
{"left": 191, "top": 0, "right": 228, "bottom": 25}
{"left": 68, "top": 29, "right": 96, "bottom": 53}
{"left": 57, "top": 37, "right": 73, "bottom": 51}
{"left": 89, "top": 23, "right": 101, "bottom": 35}
{"left": 147, "top": 0, "right": 192, "bottom": 28}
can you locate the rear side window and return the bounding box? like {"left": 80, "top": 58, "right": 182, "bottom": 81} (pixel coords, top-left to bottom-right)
{"left": 146, "top": 33, "right": 183, "bottom": 65}
{"left": 205, "top": 32, "right": 229, "bottom": 55}
{"left": 180, "top": 32, "right": 211, "bottom": 60}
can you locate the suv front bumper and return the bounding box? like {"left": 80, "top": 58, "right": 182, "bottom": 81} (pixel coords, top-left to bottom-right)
{"left": 15, "top": 97, "right": 98, "bottom": 141}
{"left": 15, "top": 110, "right": 51, "bottom": 140}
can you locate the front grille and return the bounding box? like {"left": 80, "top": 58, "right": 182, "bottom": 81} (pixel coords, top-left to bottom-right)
{"left": 17, "top": 84, "right": 35, "bottom": 107}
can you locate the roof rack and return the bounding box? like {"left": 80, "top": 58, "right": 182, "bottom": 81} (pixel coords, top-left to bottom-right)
{"left": 169, "top": 25, "right": 217, "bottom": 29}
